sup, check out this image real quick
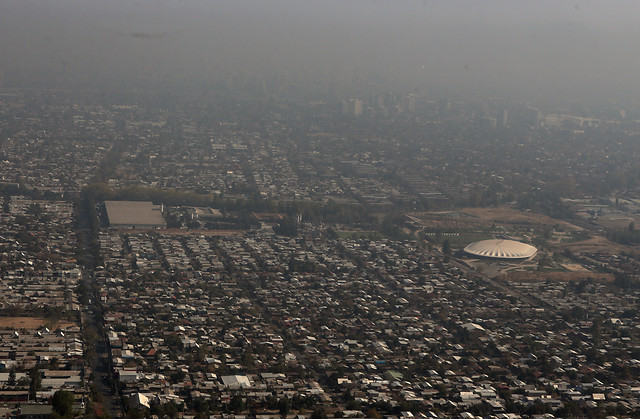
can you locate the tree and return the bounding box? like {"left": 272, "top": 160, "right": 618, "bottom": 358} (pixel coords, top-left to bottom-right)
{"left": 442, "top": 239, "right": 452, "bottom": 263}
{"left": 274, "top": 215, "right": 299, "bottom": 236}
{"left": 27, "top": 203, "right": 43, "bottom": 217}
{"left": 311, "top": 407, "right": 328, "bottom": 419}
{"left": 52, "top": 389, "right": 74, "bottom": 417}
{"left": 7, "top": 368, "right": 16, "bottom": 387}
{"left": 29, "top": 366, "right": 41, "bottom": 399}
{"left": 537, "top": 253, "right": 551, "bottom": 270}
{"left": 278, "top": 397, "right": 290, "bottom": 417}
{"left": 125, "top": 409, "right": 144, "bottom": 419}
{"left": 229, "top": 395, "right": 245, "bottom": 413}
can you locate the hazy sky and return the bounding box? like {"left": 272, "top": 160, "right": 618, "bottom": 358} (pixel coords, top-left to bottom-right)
{"left": 2, "top": 0, "right": 639, "bottom": 102}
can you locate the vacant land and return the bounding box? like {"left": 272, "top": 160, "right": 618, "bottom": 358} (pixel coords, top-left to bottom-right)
{"left": 461, "top": 207, "right": 581, "bottom": 230}
{"left": 410, "top": 206, "right": 581, "bottom": 231}
{"left": 500, "top": 271, "right": 614, "bottom": 283}
{"left": 561, "top": 263, "right": 591, "bottom": 272}
{"left": 597, "top": 214, "right": 640, "bottom": 230}
{"left": 559, "top": 235, "right": 640, "bottom": 255}
{"left": 0, "top": 316, "right": 76, "bottom": 330}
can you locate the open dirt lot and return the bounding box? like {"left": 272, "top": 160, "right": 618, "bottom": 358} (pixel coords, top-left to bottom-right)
{"left": 0, "top": 317, "right": 77, "bottom": 330}
{"left": 410, "top": 206, "right": 581, "bottom": 231}
{"left": 598, "top": 214, "right": 640, "bottom": 230}
{"left": 500, "top": 271, "right": 614, "bottom": 283}
{"left": 558, "top": 235, "right": 640, "bottom": 256}
{"left": 461, "top": 207, "right": 581, "bottom": 230}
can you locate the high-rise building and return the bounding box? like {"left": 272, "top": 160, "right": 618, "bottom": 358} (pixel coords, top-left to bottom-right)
{"left": 498, "top": 109, "right": 508, "bottom": 127}
{"left": 342, "top": 99, "right": 363, "bottom": 116}
{"left": 479, "top": 117, "right": 497, "bottom": 129}
{"left": 402, "top": 94, "right": 416, "bottom": 113}
{"left": 370, "top": 93, "right": 385, "bottom": 107}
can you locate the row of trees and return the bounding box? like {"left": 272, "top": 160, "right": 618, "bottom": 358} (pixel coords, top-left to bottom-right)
{"left": 81, "top": 183, "right": 375, "bottom": 229}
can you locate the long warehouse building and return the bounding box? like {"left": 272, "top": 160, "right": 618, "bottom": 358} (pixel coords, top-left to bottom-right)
{"left": 105, "top": 201, "right": 166, "bottom": 229}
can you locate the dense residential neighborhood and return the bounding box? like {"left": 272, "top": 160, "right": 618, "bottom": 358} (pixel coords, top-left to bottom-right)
{"left": 2, "top": 87, "right": 640, "bottom": 419}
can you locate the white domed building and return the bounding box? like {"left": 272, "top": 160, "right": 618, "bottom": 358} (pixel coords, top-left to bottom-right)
{"left": 464, "top": 239, "right": 537, "bottom": 260}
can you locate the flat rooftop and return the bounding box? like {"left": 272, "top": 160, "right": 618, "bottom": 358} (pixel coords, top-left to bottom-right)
{"left": 105, "top": 201, "right": 166, "bottom": 228}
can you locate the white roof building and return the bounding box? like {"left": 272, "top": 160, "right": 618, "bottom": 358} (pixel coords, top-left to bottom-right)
{"left": 464, "top": 239, "right": 537, "bottom": 260}
{"left": 221, "top": 375, "right": 252, "bottom": 388}
{"left": 105, "top": 201, "right": 166, "bottom": 229}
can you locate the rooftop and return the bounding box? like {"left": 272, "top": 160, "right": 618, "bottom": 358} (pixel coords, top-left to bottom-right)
{"left": 105, "top": 201, "right": 166, "bottom": 228}
{"left": 464, "top": 239, "right": 537, "bottom": 259}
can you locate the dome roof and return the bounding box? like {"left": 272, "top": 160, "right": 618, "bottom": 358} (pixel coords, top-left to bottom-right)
{"left": 464, "top": 239, "right": 537, "bottom": 259}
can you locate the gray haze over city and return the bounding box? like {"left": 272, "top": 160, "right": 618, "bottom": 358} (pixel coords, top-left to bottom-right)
{"left": 3, "top": 0, "right": 640, "bottom": 103}
{"left": 7, "top": 1, "right": 640, "bottom": 418}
